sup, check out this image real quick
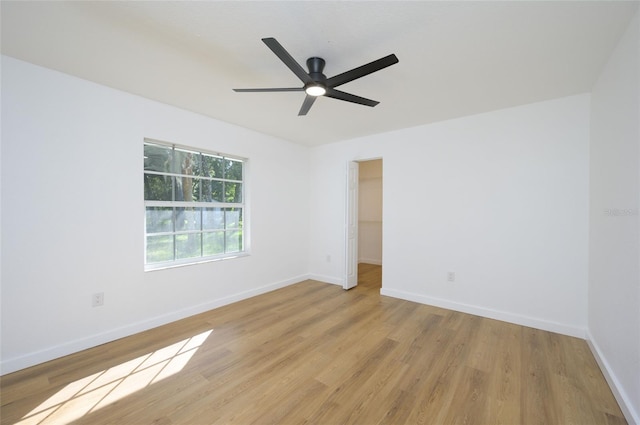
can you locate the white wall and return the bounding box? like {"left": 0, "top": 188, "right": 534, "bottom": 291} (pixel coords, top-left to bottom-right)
{"left": 358, "top": 159, "right": 383, "bottom": 265}
{"left": 309, "top": 94, "right": 590, "bottom": 337}
{"left": 0, "top": 56, "right": 310, "bottom": 374}
{"left": 588, "top": 10, "right": 640, "bottom": 425}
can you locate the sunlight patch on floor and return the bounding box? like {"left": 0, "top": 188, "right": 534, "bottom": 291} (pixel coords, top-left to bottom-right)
{"left": 17, "top": 329, "right": 213, "bottom": 425}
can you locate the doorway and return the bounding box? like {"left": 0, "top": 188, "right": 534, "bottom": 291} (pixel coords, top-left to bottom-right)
{"left": 345, "top": 159, "right": 383, "bottom": 290}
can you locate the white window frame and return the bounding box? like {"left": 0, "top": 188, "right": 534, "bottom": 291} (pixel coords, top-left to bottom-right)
{"left": 144, "top": 138, "right": 248, "bottom": 271}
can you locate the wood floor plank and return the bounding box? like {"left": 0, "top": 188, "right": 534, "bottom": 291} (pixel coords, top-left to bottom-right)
{"left": 1, "top": 264, "right": 627, "bottom": 425}
{"left": 486, "top": 321, "right": 522, "bottom": 425}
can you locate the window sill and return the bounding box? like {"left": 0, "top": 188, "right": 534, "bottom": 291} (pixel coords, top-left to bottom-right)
{"left": 144, "top": 252, "right": 250, "bottom": 272}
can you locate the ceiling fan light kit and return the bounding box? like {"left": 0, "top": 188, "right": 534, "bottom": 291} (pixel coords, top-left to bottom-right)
{"left": 305, "top": 86, "right": 326, "bottom": 97}
{"left": 305, "top": 85, "right": 326, "bottom": 97}
{"left": 233, "top": 37, "right": 399, "bottom": 116}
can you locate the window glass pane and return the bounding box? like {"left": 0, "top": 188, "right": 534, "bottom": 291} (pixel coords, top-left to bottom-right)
{"left": 202, "top": 154, "right": 224, "bottom": 178}
{"left": 225, "top": 158, "right": 243, "bottom": 181}
{"left": 225, "top": 182, "right": 242, "bottom": 203}
{"left": 191, "top": 178, "right": 204, "bottom": 202}
{"left": 203, "top": 231, "right": 225, "bottom": 256}
{"left": 225, "top": 208, "right": 242, "bottom": 229}
{"left": 176, "top": 233, "right": 201, "bottom": 259}
{"left": 200, "top": 180, "right": 213, "bottom": 202}
{"left": 144, "top": 144, "right": 172, "bottom": 173}
{"left": 144, "top": 175, "right": 173, "bottom": 201}
{"left": 211, "top": 181, "right": 224, "bottom": 202}
{"left": 175, "top": 176, "right": 198, "bottom": 202}
{"left": 147, "top": 235, "right": 174, "bottom": 263}
{"left": 203, "top": 208, "right": 224, "bottom": 230}
{"left": 146, "top": 207, "right": 173, "bottom": 233}
{"left": 226, "top": 230, "right": 242, "bottom": 253}
{"left": 175, "top": 207, "right": 201, "bottom": 232}
{"left": 173, "top": 148, "right": 200, "bottom": 176}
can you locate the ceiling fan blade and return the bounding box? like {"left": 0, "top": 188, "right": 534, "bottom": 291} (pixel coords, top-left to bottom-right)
{"left": 262, "top": 38, "right": 313, "bottom": 85}
{"left": 298, "top": 95, "right": 317, "bottom": 116}
{"left": 325, "top": 54, "right": 399, "bottom": 88}
{"left": 233, "top": 87, "right": 304, "bottom": 92}
{"left": 324, "top": 88, "right": 379, "bottom": 107}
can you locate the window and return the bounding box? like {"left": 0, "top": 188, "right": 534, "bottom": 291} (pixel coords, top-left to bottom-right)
{"left": 144, "top": 140, "right": 246, "bottom": 269}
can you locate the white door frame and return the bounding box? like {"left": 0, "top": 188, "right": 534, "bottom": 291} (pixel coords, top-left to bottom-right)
{"left": 344, "top": 161, "right": 359, "bottom": 290}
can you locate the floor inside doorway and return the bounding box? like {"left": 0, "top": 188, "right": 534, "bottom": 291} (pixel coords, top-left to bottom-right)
{"left": 357, "top": 263, "right": 381, "bottom": 290}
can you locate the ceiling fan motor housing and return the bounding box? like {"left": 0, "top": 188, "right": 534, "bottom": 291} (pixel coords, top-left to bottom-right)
{"left": 306, "top": 57, "right": 327, "bottom": 83}
{"left": 305, "top": 57, "right": 327, "bottom": 95}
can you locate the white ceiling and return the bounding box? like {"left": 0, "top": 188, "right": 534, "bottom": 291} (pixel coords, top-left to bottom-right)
{"left": 1, "top": 1, "right": 637, "bottom": 147}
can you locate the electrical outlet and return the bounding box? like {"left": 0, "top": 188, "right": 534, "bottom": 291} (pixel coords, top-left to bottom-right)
{"left": 92, "top": 292, "right": 104, "bottom": 307}
{"left": 447, "top": 272, "right": 455, "bottom": 282}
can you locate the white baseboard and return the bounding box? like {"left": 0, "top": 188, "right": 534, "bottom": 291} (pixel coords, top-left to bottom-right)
{"left": 308, "top": 273, "right": 343, "bottom": 286}
{"left": 380, "top": 287, "right": 586, "bottom": 338}
{"left": 586, "top": 331, "right": 640, "bottom": 425}
{"left": 1, "top": 274, "right": 309, "bottom": 375}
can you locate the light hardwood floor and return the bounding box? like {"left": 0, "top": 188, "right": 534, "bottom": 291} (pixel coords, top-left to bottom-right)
{"left": 1, "top": 264, "right": 626, "bottom": 424}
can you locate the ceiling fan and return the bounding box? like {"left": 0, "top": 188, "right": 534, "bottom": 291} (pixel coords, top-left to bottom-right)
{"left": 233, "top": 37, "right": 399, "bottom": 116}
